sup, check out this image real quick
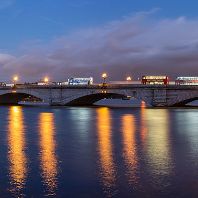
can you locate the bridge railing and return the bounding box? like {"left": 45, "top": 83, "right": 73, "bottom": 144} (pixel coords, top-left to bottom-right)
{"left": 4, "top": 84, "right": 198, "bottom": 90}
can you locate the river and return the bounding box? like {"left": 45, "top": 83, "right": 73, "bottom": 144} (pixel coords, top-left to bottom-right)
{"left": 0, "top": 104, "right": 197, "bottom": 197}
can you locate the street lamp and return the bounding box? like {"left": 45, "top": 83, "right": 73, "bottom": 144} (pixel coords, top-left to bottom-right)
{"left": 102, "top": 73, "right": 107, "bottom": 84}
{"left": 13, "top": 75, "right": 18, "bottom": 84}
{"left": 126, "top": 76, "right": 132, "bottom": 81}
{"left": 44, "top": 77, "right": 49, "bottom": 83}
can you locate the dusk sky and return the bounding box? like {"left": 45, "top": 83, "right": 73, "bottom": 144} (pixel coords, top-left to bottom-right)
{"left": 1, "top": 0, "right": 198, "bottom": 82}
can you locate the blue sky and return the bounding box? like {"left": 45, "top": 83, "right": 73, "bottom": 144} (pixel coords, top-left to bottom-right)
{"left": 0, "top": 0, "right": 198, "bottom": 81}
{"left": 1, "top": 0, "right": 198, "bottom": 51}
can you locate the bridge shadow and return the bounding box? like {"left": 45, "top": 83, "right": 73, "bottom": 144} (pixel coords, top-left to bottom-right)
{"left": 67, "top": 93, "right": 128, "bottom": 106}
{"left": 173, "top": 97, "right": 198, "bottom": 107}
{"left": 0, "top": 93, "right": 42, "bottom": 105}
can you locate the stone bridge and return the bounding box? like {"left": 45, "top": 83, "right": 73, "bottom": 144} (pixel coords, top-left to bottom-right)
{"left": 0, "top": 84, "right": 197, "bottom": 107}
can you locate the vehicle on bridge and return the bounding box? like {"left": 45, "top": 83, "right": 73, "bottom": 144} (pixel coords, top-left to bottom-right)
{"left": 175, "top": 77, "right": 198, "bottom": 85}
{"left": 37, "top": 81, "right": 54, "bottom": 86}
{"left": 109, "top": 81, "right": 133, "bottom": 84}
{"left": 56, "top": 81, "right": 68, "bottom": 86}
{"left": 68, "top": 77, "right": 93, "bottom": 85}
{"left": 0, "top": 82, "right": 6, "bottom": 87}
{"left": 141, "top": 76, "right": 169, "bottom": 85}
{"left": 5, "top": 83, "right": 14, "bottom": 87}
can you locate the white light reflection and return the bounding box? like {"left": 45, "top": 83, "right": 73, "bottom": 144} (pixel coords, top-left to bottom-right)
{"left": 145, "top": 109, "right": 173, "bottom": 185}
{"left": 176, "top": 110, "right": 198, "bottom": 156}
{"left": 70, "top": 108, "right": 92, "bottom": 140}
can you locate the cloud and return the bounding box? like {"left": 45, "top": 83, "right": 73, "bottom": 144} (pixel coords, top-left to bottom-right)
{"left": 2, "top": 10, "right": 198, "bottom": 82}
{"left": 0, "top": 53, "right": 15, "bottom": 63}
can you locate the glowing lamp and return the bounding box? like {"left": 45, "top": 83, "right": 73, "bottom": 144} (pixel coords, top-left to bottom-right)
{"left": 44, "top": 77, "right": 49, "bottom": 83}
{"left": 13, "top": 76, "right": 18, "bottom": 83}
{"left": 102, "top": 73, "right": 107, "bottom": 79}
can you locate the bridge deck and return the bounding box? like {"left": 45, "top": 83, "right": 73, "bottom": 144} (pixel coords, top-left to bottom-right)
{"left": 2, "top": 84, "right": 197, "bottom": 90}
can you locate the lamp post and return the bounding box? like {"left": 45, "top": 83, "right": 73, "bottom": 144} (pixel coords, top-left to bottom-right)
{"left": 13, "top": 75, "right": 18, "bottom": 85}
{"left": 44, "top": 77, "right": 49, "bottom": 84}
{"left": 126, "top": 76, "right": 132, "bottom": 81}
{"left": 102, "top": 73, "right": 107, "bottom": 85}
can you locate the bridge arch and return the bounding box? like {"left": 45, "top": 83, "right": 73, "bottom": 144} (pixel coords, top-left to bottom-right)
{"left": 173, "top": 97, "right": 198, "bottom": 106}
{"left": 0, "top": 92, "right": 42, "bottom": 105}
{"left": 66, "top": 93, "right": 128, "bottom": 106}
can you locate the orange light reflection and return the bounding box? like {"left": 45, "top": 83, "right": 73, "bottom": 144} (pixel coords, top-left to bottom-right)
{"left": 97, "top": 108, "right": 116, "bottom": 189}
{"left": 8, "top": 106, "right": 27, "bottom": 194}
{"left": 39, "top": 113, "right": 57, "bottom": 196}
{"left": 122, "top": 115, "right": 138, "bottom": 185}
{"left": 140, "top": 101, "right": 148, "bottom": 144}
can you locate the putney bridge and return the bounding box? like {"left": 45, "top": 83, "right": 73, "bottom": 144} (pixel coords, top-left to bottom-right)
{"left": 0, "top": 84, "right": 197, "bottom": 107}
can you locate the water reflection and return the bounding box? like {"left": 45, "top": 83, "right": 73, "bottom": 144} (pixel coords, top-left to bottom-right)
{"left": 70, "top": 108, "right": 91, "bottom": 140}
{"left": 8, "top": 106, "right": 27, "bottom": 196}
{"left": 122, "top": 115, "right": 138, "bottom": 185}
{"left": 140, "top": 101, "right": 148, "bottom": 144}
{"left": 145, "top": 109, "right": 173, "bottom": 183}
{"left": 176, "top": 110, "right": 198, "bottom": 156}
{"left": 97, "top": 108, "right": 116, "bottom": 192}
{"left": 39, "top": 113, "right": 58, "bottom": 196}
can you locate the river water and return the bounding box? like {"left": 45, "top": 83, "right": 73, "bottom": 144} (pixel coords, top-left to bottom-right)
{"left": 0, "top": 105, "right": 198, "bottom": 197}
